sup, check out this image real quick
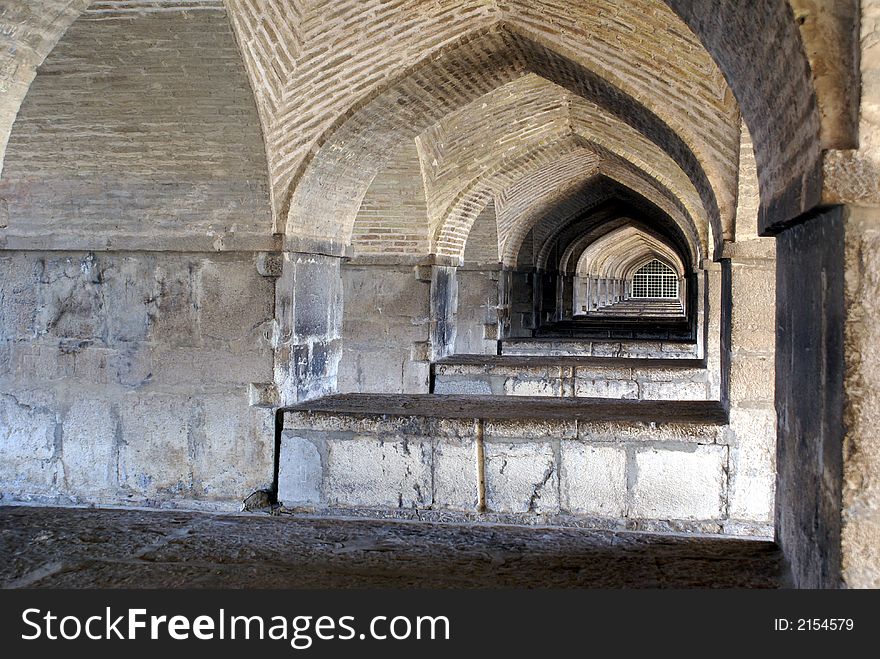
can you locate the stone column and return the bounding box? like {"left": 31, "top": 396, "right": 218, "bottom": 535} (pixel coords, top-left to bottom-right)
{"left": 273, "top": 252, "right": 344, "bottom": 406}
{"left": 705, "top": 262, "right": 723, "bottom": 400}
{"left": 336, "top": 259, "right": 433, "bottom": 394}
{"left": 554, "top": 273, "right": 565, "bottom": 321}
{"left": 840, "top": 205, "right": 880, "bottom": 588}
{"left": 724, "top": 239, "right": 777, "bottom": 536}
{"left": 430, "top": 264, "right": 458, "bottom": 360}
{"left": 561, "top": 274, "right": 574, "bottom": 319}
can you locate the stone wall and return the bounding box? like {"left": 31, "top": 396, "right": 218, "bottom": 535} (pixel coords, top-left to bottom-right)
{"left": 278, "top": 408, "right": 756, "bottom": 535}
{"left": 0, "top": 7, "right": 277, "bottom": 510}
{"left": 0, "top": 250, "right": 275, "bottom": 509}
{"left": 337, "top": 263, "right": 430, "bottom": 394}
{"left": 433, "top": 361, "right": 711, "bottom": 400}
{"left": 725, "top": 242, "right": 778, "bottom": 527}
{"left": 454, "top": 268, "right": 499, "bottom": 355}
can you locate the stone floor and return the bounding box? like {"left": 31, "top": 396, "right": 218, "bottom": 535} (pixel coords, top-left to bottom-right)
{"left": 0, "top": 505, "right": 783, "bottom": 588}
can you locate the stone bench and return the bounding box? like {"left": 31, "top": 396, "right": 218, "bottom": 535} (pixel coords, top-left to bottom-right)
{"left": 432, "top": 355, "right": 711, "bottom": 400}
{"left": 277, "top": 394, "right": 747, "bottom": 535}
{"left": 501, "top": 337, "right": 701, "bottom": 359}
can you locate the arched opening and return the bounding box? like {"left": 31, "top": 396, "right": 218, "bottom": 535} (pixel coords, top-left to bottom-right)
{"left": 2, "top": 0, "right": 875, "bottom": 591}
{"left": 630, "top": 260, "right": 679, "bottom": 300}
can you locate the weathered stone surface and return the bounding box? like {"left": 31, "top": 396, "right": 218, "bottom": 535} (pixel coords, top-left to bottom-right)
{"left": 727, "top": 407, "right": 776, "bottom": 523}
{"left": 59, "top": 398, "right": 117, "bottom": 497}
{"left": 503, "top": 378, "right": 560, "bottom": 397}
{"left": 338, "top": 264, "right": 431, "bottom": 394}
{"left": 433, "top": 439, "right": 479, "bottom": 511}
{"left": 560, "top": 442, "right": 627, "bottom": 517}
{"left": 325, "top": 438, "right": 432, "bottom": 509}
{"left": 484, "top": 417, "right": 577, "bottom": 440}
{"left": 577, "top": 420, "right": 726, "bottom": 444}
{"left": 842, "top": 206, "right": 880, "bottom": 588}
{"left": 454, "top": 269, "right": 499, "bottom": 355}
{"left": 775, "top": 209, "right": 845, "bottom": 589}
{"left": 0, "top": 251, "right": 275, "bottom": 508}
{"left": 631, "top": 446, "right": 726, "bottom": 520}
{"left": 434, "top": 377, "right": 494, "bottom": 395}
{"left": 484, "top": 442, "right": 558, "bottom": 514}
{"left": 278, "top": 433, "right": 323, "bottom": 506}
{"left": 0, "top": 390, "right": 60, "bottom": 498}
{"left": 729, "top": 263, "right": 776, "bottom": 353}
{"left": 574, "top": 378, "right": 640, "bottom": 399}
{"left": 639, "top": 380, "right": 708, "bottom": 401}
{"left": 435, "top": 355, "right": 712, "bottom": 401}
{"left": 728, "top": 354, "right": 775, "bottom": 403}
{"left": 0, "top": 506, "right": 783, "bottom": 589}
{"left": 274, "top": 253, "right": 344, "bottom": 405}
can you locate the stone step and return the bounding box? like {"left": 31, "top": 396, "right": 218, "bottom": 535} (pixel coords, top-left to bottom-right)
{"left": 432, "top": 355, "right": 711, "bottom": 400}
{"left": 279, "top": 394, "right": 738, "bottom": 535}
{"left": 585, "top": 300, "right": 685, "bottom": 319}
{"left": 533, "top": 324, "right": 693, "bottom": 341}
{"left": 501, "top": 337, "right": 700, "bottom": 359}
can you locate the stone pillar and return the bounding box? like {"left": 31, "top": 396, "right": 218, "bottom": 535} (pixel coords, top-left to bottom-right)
{"left": 497, "top": 268, "right": 512, "bottom": 338}
{"left": 430, "top": 265, "right": 458, "bottom": 360}
{"left": 777, "top": 0, "right": 880, "bottom": 587}
{"left": 705, "top": 262, "right": 723, "bottom": 399}
{"left": 561, "top": 274, "right": 574, "bottom": 319}
{"left": 336, "top": 261, "right": 432, "bottom": 394}
{"left": 273, "top": 252, "right": 344, "bottom": 406}
{"left": 725, "top": 239, "right": 777, "bottom": 534}
{"left": 693, "top": 269, "right": 706, "bottom": 361}
{"left": 774, "top": 207, "right": 845, "bottom": 588}
{"left": 555, "top": 273, "right": 565, "bottom": 321}
{"left": 840, "top": 205, "right": 880, "bottom": 588}
{"left": 455, "top": 266, "right": 500, "bottom": 355}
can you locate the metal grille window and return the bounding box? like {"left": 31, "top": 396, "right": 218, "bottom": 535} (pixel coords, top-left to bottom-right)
{"left": 631, "top": 260, "right": 678, "bottom": 298}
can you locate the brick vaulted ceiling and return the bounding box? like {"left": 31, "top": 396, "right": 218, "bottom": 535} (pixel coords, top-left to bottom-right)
{"left": 0, "top": 0, "right": 829, "bottom": 257}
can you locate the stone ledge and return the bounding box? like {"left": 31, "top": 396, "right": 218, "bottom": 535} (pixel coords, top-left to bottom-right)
{"left": 500, "top": 338, "right": 701, "bottom": 360}
{"left": 276, "top": 506, "right": 774, "bottom": 538}
{"left": 435, "top": 354, "right": 705, "bottom": 369}
{"left": 281, "top": 394, "right": 728, "bottom": 424}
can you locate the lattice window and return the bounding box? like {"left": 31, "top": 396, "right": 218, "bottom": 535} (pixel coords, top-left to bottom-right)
{"left": 631, "top": 260, "right": 678, "bottom": 298}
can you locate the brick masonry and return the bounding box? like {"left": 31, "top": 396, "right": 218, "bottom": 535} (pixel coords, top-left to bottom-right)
{"left": 0, "top": 6, "right": 272, "bottom": 252}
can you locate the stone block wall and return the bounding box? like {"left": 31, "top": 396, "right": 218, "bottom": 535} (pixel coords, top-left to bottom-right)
{"left": 501, "top": 338, "right": 701, "bottom": 359}
{"left": 725, "top": 242, "right": 778, "bottom": 526}
{"left": 279, "top": 410, "right": 763, "bottom": 536}
{"left": 0, "top": 8, "right": 278, "bottom": 510}
{"left": 0, "top": 251, "right": 275, "bottom": 509}
{"left": 454, "top": 268, "right": 499, "bottom": 355}
{"left": 775, "top": 204, "right": 880, "bottom": 589}
{"left": 434, "top": 361, "right": 711, "bottom": 400}
{"left": 337, "top": 263, "right": 431, "bottom": 394}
